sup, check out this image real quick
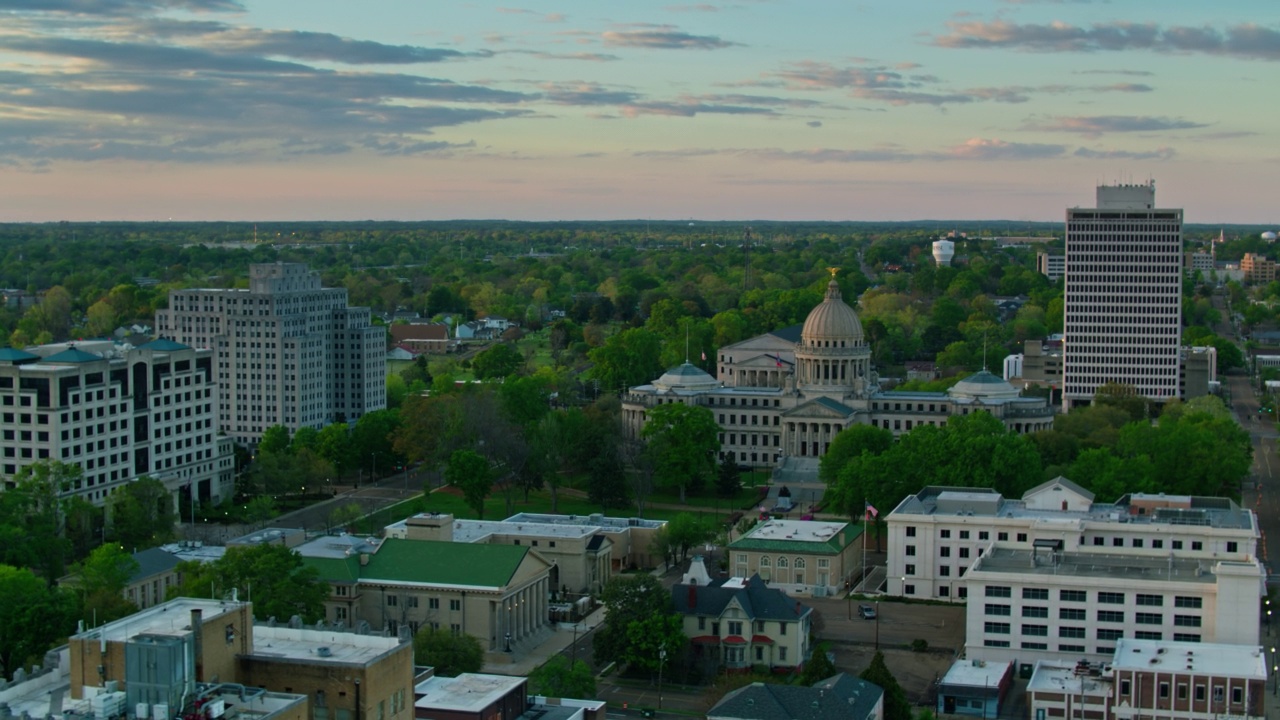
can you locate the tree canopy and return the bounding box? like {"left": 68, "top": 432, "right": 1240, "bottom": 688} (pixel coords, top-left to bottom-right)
{"left": 412, "top": 626, "right": 484, "bottom": 677}
{"left": 640, "top": 403, "right": 719, "bottom": 502}
{"left": 168, "top": 544, "right": 327, "bottom": 623}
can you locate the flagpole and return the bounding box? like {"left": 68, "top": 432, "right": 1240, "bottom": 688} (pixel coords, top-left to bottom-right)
{"left": 861, "top": 499, "right": 867, "bottom": 594}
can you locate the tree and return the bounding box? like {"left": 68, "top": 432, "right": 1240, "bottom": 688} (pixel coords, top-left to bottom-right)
{"left": 108, "top": 476, "right": 176, "bottom": 550}
{"left": 799, "top": 643, "right": 838, "bottom": 686}
{"left": 4, "top": 460, "right": 79, "bottom": 584}
{"left": 412, "top": 626, "right": 484, "bottom": 677}
{"left": 258, "top": 424, "right": 291, "bottom": 456}
{"left": 594, "top": 574, "right": 670, "bottom": 666}
{"left": 0, "top": 565, "right": 76, "bottom": 676}
{"left": 666, "top": 513, "right": 714, "bottom": 563}
{"left": 715, "top": 459, "right": 742, "bottom": 498}
{"left": 316, "top": 423, "right": 354, "bottom": 477}
{"left": 168, "top": 544, "right": 327, "bottom": 623}
{"left": 860, "top": 651, "right": 911, "bottom": 720}
{"left": 351, "top": 409, "right": 403, "bottom": 481}
{"left": 640, "top": 403, "right": 718, "bottom": 502}
{"left": 624, "top": 613, "right": 685, "bottom": 678}
{"left": 587, "top": 327, "right": 663, "bottom": 393}
{"left": 74, "top": 543, "right": 140, "bottom": 625}
{"left": 472, "top": 343, "right": 525, "bottom": 379}
{"left": 1094, "top": 382, "right": 1147, "bottom": 422}
{"left": 446, "top": 449, "right": 492, "bottom": 519}
{"left": 325, "top": 502, "right": 364, "bottom": 533}
{"left": 529, "top": 656, "right": 597, "bottom": 699}
{"left": 819, "top": 424, "right": 893, "bottom": 485}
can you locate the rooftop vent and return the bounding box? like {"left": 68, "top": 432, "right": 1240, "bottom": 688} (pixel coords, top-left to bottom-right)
{"left": 317, "top": 647, "right": 332, "bottom": 657}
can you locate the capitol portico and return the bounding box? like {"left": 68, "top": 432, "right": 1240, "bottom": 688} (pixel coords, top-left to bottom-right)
{"left": 621, "top": 269, "right": 1054, "bottom": 473}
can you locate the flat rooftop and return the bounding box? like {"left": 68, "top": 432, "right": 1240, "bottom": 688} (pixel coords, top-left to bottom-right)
{"left": 972, "top": 547, "right": 1224, "bottom": 583}
{"left": 415, "top": 673, "right": 525, "bottom": 713}
{"left": 453, "top": 519, "right": 595, "bottom": 543}
{"left": 1112, "top": 639, "right": 1266, "bottom": 678}
{"left": 894, "top": 487, "right": 1255, "bottom": 532}
{"left": 941, "top": 660, "right": 1012, "bottom": 688}
{"left": 744, "top": 519, "right": 848, "bottom": 543}
{"left": 503, "top": 512, "right": 665, "bottom": 530}
{"left": 74, "top": 598, "right": 240, "bottom": 643}
{"left": 1027, "top": 663, "right": 1112, "bottom": 697}
{"left": 295, "top": 534, "right": 381, "bottom": 559}
{"left": 250, "top": 626, "right": 404, "bottom": 665}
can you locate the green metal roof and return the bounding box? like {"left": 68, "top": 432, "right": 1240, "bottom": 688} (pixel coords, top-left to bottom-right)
{"left": 304, "top": 539, "right": 530, "bottom": 588}
{"left": 42, "top": 347, "right": 104, "bottom": 364}
{"left": 136, "top": 338, "right": 190, "bottom": 352}
{"left": 0, "top": 348, "right": 38, "bottom": 363}
{"left": 728, "top": 523, "right": 862, "bottom": 555}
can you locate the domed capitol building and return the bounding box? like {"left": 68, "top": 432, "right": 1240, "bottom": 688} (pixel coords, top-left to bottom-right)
{"left": 621, "top": 269, "right": 1054, "bottom": 476}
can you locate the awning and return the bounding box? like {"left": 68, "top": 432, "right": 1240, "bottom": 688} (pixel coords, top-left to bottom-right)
{"left": 751, "top": 635, "right": 775, "bottom": 645}
{"left": 723, "top": 635, "right": 748, "bottom": 645}
{"left": 691, "top": 635, "right": 721, "bottom": 645}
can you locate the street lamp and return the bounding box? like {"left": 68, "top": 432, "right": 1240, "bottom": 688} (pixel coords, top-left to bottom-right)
{"left": 658, "top": 643, "right": 668, "bottom": 710}
{"left": 875, "top": 600, "right": 880, "bottom": 650}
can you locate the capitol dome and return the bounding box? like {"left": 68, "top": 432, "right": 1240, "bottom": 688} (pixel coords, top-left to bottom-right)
{"left": 652, "top": 362, "right": 720, "bottom": 393}
{"left": 801, "top": 275, "right": 864, "bottom": 347}
{"left": 948, "top": 370, "right": 1021, "bottom": 401}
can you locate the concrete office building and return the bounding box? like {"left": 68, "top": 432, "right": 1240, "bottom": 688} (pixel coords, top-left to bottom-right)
{"left": 1063, "top": 182, "right": 1183, "bottom": 410}
{"left": 155, "top": 263, "right": 385, "bottom": 446}
{"left": 886, "top": 480, "right": 1259, "bottom": 602}
{"left": 0, "top": 339, "right": 233, "bottom": 510}
{"left": 1037, "top": 253, "right": 1066, "bottom": 283}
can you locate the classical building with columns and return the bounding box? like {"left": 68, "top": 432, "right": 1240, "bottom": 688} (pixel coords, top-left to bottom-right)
{"left": 298, "top": 534, "right": 554, "bottom": 659}
{"left": 621, "top": 270, "right": 1053, "bottom": 473}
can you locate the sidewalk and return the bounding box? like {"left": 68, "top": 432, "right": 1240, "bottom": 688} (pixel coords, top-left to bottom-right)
{"left": 482, "top": 604, "right": 608, "bottom": 676}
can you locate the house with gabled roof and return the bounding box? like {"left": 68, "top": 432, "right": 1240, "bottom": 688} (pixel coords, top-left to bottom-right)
{"left": 672, "top": 557, "right": 812, "bottom": 672}
{"left": 727, "top": 518, "right": 862, "bottom": 597}
{"left": 708, "top": 673, "right": 883, "bottom": 720}
{"left": 298, "top": 536, "right": 554, "bottom": 659}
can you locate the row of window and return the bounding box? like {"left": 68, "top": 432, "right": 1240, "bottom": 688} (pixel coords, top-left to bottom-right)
{"left": 983, "top": 586, "right": 1203, "bottom": 607}
{"left": 985, "top": 604, "right": 1202, "bottom": 626}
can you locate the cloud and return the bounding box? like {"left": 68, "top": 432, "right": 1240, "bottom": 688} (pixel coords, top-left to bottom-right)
{"left": 664, "top": 4, "right": 724, "bottom": 11}
{"left": 0, "top": 0, "right": 242, "bottom": 13}
{"left": 1073, "top": 146, "right": 1176, "bottom": 160}
{"left": 807, "top": 121, "right": 822, "bottom": 127}
{"left": 602, "top": 26, "right": 736, "bottom": 50}
{"left": 496, "top": 8, "right": 565, "bottom": 22}
{"left": 932, "top": 20, "right": 1280, "bottom": 61}
{"left": 539, "top": 82, "right": 641, "bottom": 105}
{"left": 519, "top": 51, "right": 621, "bottom": 62}
{"left": 1024, "top": 115, "right": 1209, "bottom": 135}
{"left": 1074, "top": 69, "right": 1154, "bottom": 76}
{"left": 635, "top": 138, "right": 1071, "bottom": 163}
{"left": 621, "top": 100, "right": 776, "bottom": 117}
{"left": 944, "top": 138, "right": 1066, "bottom": 160}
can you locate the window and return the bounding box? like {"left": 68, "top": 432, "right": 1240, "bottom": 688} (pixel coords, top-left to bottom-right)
{"left": 1112, "top": 537, "right": 1124, "bottom": 547}
{"left": 1023, "top": 588, "right": 1049, "bottom": 600}
{"left": 940, "top": 547, "right": 950, "bottom": 557}
{"left": 1135, "top": 613, "right": 1162, "bottom": 625}
{"left": 1022, "top": 641, "right": 1048, "bottom": 650}
{"left": 1132, "top": 538, "right": 1144, "bottom": 548}
{"left": 1022, "top": 625, "right": 1048, "bottom": 636}
{"left": 905, "top": 564, "right": 916, "bottom": 575}
{"left": 728, "top": 621, "right": 743, "bottom": 636}
{"left": 779, "top": 647, "right": 787, "bottom": 662}
{"left": 1061, "top": 589, "right": 1086, "bottom": 602}
{"left": 1175, "top": 596, "right": 1203, "bottom": 609}
{"left": 1097, "top": 611, "right": 1124, "bottom": 623}
{"left": 985, "top": 586, "right": 1012, "bottom": 598}
{"left": 1097, "top": 629, "right": 1123, "bottom": 641}
{"left": 1159, "top": 683, "right": 1169, "bottom": 699}
{"left": 979, "top": 531, "right": 989, "bottom": 541}
{"left": 1195, "top": 685, "right": 1206, "bottom": 701}
{"left": 941, "top": 529, "right": 951, "bottom": 539}
{"left": 959, "top": 548, "right": 970, "bottom": 559}
{"left": 406, "top": 596, "right": 419, "bottom": 608}
{"left": 1136, "top": 594, "right": 1163, "bottom": 606}
{"left": 1092, "top": 537, "right": 1104, "bottom": 546}
{"left": 1191, "top": 541, "right": 1203, "bottom": 551}
{"left": 1174, "top": 615, "right": 1202, "bottom": 627}
{"left": 984, "top": 639, "right": 1010, "bottom": 648}
{"left": 905, "top": 526, "right": 916, "bottom": 537}
{"left": 905, "top": 545, "right": 916, "bottom": 556}
{"left": 1098, "top": 592, "right": 1124, "bottom": 604}
{"left": 940, "top": 566, "right": 951, "bottom": 577}
{"left": 1060, "top": 608, "right": 1086, "bottom": 620}
{"left": 1152, "top": 539, "right": 1163, "bottom": 549}
{"left": 904, "top": 584, "right": 915, "bottom": 595}
{"left": 1172, "top": 540, "right": 1183, "bottom": 550}
{"left": 428, "top": 598, "right": 439, "bottom": 610}
{"left": 997, "top": 532, "right": 1008, "bottom": 541}
{"left": 387, "top": 595, "right": 398, "bottom": 607}
{"left": 1120, "top": 680, "right": 1131, "bottom": 696}
{"left": 1060, "top": 626, "right": 1086, "bottom": 638}
{"left": 985, "top": 604, "right": 1011, "bottom": 616}
{"left": 1227, "top": 541, "right": 1239, "bottom": 553}
{"left": 984, "top": 622, "right": 1010, "bottom": 634}
{"left": 960, "top": 530, "right": 970, "bottom": 540}
{"left": 1233, "top": 688, "right": 1243, "bottom": 705}
{"left": 1135, "top": 631, "right": 1162, "bottom": 640}
{"left": 1016, "top": 533, "right": 1027, "bottom": 542}
{"left": 449, "top": 599, "right": 461, "bottom": 611}
{"left": 1059, "top": 644, "right": 1086, "bottom": 653}
{"left": 1174, "top": 633, "right": 1202, "bottom": 643}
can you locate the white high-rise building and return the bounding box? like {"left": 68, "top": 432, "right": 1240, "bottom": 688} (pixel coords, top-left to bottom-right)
{"left": 1063, "top": 182, "right": 1183, "bottom": 410}
{"left": 156, "top": 263, "right": 386, "bottom": 446}
{"left": 0, "top": 339, "right": 234, "bottom": 510}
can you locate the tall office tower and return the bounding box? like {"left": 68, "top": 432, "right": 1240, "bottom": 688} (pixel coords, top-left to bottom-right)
{"left": 1063, "top": 182, "right": 1183, "bottom": 410}
{"left": 156, "top": 263, "right": 386, "bottom": 446}
{"left": 0, "top": 339, "right": 234, "bottom": 510}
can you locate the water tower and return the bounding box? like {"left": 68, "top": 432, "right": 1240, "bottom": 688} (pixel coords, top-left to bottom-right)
{"left": 932, "top": 238, "right": 955, "bottom": 267}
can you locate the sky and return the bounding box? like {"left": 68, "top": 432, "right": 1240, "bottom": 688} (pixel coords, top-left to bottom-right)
{"left": 0, "top": 0, "right": 1276, "bottom": 223}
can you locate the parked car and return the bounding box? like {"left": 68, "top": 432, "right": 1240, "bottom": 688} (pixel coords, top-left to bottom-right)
{"left": 858, "top": 604, "right": 876, "bottom": 620}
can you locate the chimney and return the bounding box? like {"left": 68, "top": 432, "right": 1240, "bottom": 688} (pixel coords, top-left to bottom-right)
{"left": 359, "top": 553, "right": 370, "bottom": 566}
{"left": 190, "top": 609, "right": 203, "bottom": 682}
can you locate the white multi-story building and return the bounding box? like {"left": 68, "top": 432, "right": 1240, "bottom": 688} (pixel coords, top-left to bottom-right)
{"left": 1036, "top": 252, "right": 1065, "bottom": 283}
{"left": 155, "top": 263, "right": 386, "bottom": 446}
{"left": 1063, "top": 182, "right": 1183, "bottom": 410}
{"left": 0, "top": 339, "right": 233, "bottom": 510}
{"left": 963, "top": 547, "right": 1263, "bottom": 667}
{"left": 886, "top": 480, "right": 1259, "bottom": 602}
